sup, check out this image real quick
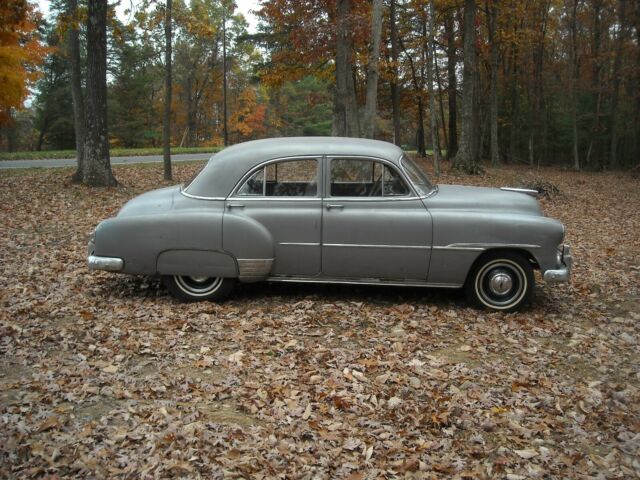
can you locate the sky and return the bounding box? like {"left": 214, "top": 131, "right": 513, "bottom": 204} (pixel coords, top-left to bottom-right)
{"left": 35, "top": 0, "right": 260, "bottom": 33}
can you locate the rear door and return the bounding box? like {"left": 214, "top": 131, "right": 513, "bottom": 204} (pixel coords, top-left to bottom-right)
{"left": 321, "top": 157, "right": 432, "bottom": 280}
{"left": 225, "top": 157, "right": 322, "bottom": 276}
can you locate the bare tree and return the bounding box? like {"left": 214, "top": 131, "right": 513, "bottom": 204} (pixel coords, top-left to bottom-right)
{"left": 389, "top": 0, "right": 402, "bottom": 145}
{"left": 568, "top": 0, "right": 580, "bottom": 170}
{"left": 333, "top": 0, "right": 360, "bottom": 137}
{"left": 67, "top": 0, "right": 86, "bottom": 183}
{"left": 609, "top": 0, "right": 628, "bottom": 168}
{"left": 362, "top": 0, "right": 384, "bottom": 138}
{"left": 444, "top": 9, "right": 458, "bottom": 158}
{"left": 163, "top": 0, "right": 172, "bottom": 181}
{"left": 426, "top": 0, "right": 441, "bottom": 175}
{"left": 487, "top": 0, "right": 499, "bottom": 166}
{"left": 222, "top": 6, "right": 229, "bottom": 146}
{"left": 453, "top": 0, "right": 478, "bottom": 173}
{"left": 83, "top": 0, "right": 116, "bottom": 186}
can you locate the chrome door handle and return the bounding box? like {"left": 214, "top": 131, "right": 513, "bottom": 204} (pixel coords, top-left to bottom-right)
{"left": 227, "top": 203, "right": 245, "bottom": 209}
{"left": 326, "top": 204, "right": 344, "bottom": 210}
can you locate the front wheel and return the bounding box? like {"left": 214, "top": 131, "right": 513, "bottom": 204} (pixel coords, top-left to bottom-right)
{"left": 465, "top": 252, "right": 534, "bottom": 312}
{"left": 163, "top": 275, "right": 235, "bottom": 302}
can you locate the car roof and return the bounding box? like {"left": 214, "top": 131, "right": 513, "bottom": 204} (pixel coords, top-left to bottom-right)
{"left": 184, "top": 137, "right": 405, "bottom": 198}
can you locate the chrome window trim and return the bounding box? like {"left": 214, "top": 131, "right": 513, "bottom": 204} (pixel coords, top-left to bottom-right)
{"left": 322, "top": 196, "right": 423, "bottom": 203}
{"left": 228, "top": 197, "right": 322, "bottom": 202}
{"left": 325, "top": 155, "right": 417, "bottom": 199}
{"left": 180, "top": 187, "right": 226, "bottom": 201}
{"left": 230, "top": 155, "right": 322, "bottom": 199}
{"left": 324, "top": 243, "right": 430, "bottom": 250}
{"left": 399, "top": 153, "right": 437, "bottom": 197}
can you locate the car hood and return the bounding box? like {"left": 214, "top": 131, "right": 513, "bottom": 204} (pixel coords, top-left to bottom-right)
{"left": 117, "top": 186, "right": 179, "bottom": 217}
{"left": 427, "top": 185, "right": 542, "bottom": 215}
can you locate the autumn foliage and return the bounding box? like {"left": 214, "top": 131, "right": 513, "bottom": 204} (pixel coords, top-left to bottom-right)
{"left": 0, "top": 0, "right": 46, "bottom": 125}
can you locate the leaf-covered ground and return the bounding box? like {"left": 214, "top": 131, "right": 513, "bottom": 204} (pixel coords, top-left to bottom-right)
{"left": 1, "top": 162, "right": 638, "bottom": 479}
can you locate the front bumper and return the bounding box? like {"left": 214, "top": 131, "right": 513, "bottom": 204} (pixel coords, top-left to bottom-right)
{"left": 88, "top": 255, "right": 124, "bottom": 272}
{"left": 543, "top": 244, "right": 572, "bottom": 283}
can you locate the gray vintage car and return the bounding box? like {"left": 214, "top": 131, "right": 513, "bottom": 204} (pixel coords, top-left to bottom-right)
{"left": 88, "top": 137, "right": 572, "bottom": 311}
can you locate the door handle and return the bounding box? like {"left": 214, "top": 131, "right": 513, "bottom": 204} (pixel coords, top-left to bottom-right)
{"left": 326, "top": 204, "right": 344, "bottom": 210}
{"left": 227, "top": 203, "right": 245, "bottom": 209}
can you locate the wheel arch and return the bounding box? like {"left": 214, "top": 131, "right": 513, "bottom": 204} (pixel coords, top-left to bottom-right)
{"left": 465, "top": 247, "right": 540, "bottom": 285}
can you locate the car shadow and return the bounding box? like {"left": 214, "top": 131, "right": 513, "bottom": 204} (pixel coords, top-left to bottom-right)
{"left": 230, "top": 280, "right": 466, "bottom": 309}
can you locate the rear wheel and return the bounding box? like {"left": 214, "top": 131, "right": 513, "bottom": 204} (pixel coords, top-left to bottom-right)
{"left": 465, "top": 252, "right": 534, "bottom": 312}
{"left": 163, "top": 275, "right": 235, "bottom": 302}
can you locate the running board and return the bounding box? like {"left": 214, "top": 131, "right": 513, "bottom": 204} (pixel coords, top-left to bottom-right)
{"left": 265, "top": 276, "right": 462, "bottom": 289}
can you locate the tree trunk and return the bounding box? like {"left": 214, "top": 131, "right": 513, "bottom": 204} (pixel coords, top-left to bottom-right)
{"left": 585, "top": 0, "right": 603, "bottom": 169}
{"left": 444, "top": 10, "right": 458, "bottom": 159}
{"left": 488, "top": 0, "right": 499, "bottom": 166}
{"left": 163, "top": 0, "right": 172, "bottom": 180}
{"left": 569, "top": 0, "right": 580, "bottom": 170}
{"left": 609, "top": 0, "right": 627, "bottom": 169}
{"left": 362, "top": 0, "right": 384, "bottom": 139}
{"left": 333, "top": 0, "right": 359, "bottom": 137}
{"left": 83, "top": 0, "right": 116, "bottom": 187}
{"left": 416, "top": 97, "right": 425, "bottom": 156}
{"left": 222, "top": 12, "right": 229, "bottom": 146}
{"left": 426, "top": 0, "right": 441, "bottom": 175}
{"left": 68, "top": 0, "right": 86, "bottom": 183}
{"left": 434, "top": 59, "right": 449, "bottom": 154}
{"left": 389, "top": 0, "right": 401, "bottom": 145}
{"left": 36, "top": 114, "right": 49, "bottom": 151}
{"left": 452, "top": 0, "right": 477, "bottom": 172}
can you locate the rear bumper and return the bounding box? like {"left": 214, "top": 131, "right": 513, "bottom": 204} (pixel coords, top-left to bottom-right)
{"left": 88, "top": 255, "right": 124, "bottom": 272}
{"left": 543, "top": 244, "right": 572, "bottom": 283}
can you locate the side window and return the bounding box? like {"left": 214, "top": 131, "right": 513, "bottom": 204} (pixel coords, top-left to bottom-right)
{"left": 237, "top": 168, "right": 264, "bottom": 196}
{"left": 383, "top": 165, "right": 410, "bottom": 196}
{"left": 237, "top": 159, "right": 318, "bottom": 197}
{"left": 330, "top": 158, "right": 410, "bottom": 197}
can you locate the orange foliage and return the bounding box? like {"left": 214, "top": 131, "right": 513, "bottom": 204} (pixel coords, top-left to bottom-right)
{"left": 230, "top": 88, "right": 267, "bottom": 140}
{"left": 0, "top": 0, "right": 47, "bottom": 124}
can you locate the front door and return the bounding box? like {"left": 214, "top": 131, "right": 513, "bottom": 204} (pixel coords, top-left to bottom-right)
{"left": 321, "top": 157, "right": 432, "bottom": 280}
{"left": 226, "top": 157, "right": 322, "bottom": 276}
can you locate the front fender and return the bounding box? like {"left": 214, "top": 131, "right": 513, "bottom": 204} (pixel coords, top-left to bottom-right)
{"left": 428, "top": 212, "right": 564, "bottom": 284}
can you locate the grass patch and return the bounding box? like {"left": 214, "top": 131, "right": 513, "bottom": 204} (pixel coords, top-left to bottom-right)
{"left": 0, "top": 146, "right": 222, "bottom": 161}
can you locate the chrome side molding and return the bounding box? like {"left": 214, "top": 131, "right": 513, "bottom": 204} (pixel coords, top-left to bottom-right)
{"left": 500, "top": 187, "right": 539, "bottom": 197}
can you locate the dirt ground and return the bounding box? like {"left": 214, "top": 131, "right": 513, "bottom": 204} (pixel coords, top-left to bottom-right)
{"left": 1, "top": 161, "right": 638, "bottom": 478}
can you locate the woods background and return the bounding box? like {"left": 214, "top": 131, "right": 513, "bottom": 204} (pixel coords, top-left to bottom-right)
{"left": 1, "top": 0, "right": 639, "bottom": 175}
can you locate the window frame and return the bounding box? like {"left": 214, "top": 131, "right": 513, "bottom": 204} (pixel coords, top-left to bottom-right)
{"left": 325, "top": 156, "right": 417, "bottom": 200}
{"left": 230, "top": 156, "right": 322, "bottom": 199}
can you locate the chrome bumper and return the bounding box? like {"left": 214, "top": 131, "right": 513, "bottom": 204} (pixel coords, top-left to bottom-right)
{"left": 88, "top": 255, "right": 124, "bottom": 272}
{"left": 543, "top": 244, "right": 572, "bottom": 283}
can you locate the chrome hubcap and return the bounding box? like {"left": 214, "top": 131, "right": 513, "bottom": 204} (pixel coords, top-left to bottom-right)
{"left": 489, "top": 272, "right": 513, "bottom": 295}
{"left": 189, "top": 276, "right": 209, "bottom": 283}
{"left": 174, "top": 275, "right": 223, "bottom": 297}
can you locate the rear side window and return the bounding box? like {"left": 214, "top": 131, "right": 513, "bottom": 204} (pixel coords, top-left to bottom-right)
{"left": 330, "top": 158, "right": 410, "bottom": 197}
{"left": 237, "top": 159, "right": 319, "bottom": 197}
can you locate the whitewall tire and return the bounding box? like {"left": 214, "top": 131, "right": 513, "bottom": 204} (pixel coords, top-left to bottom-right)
{"left": 465, "top": 252, "right": 534, "bottom": 312}
{"left": 163, "top": 275, "right": 235, "bottom": 302}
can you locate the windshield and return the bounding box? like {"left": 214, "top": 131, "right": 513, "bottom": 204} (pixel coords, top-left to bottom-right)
{"left": 400, "top": 154, "right": 436, "bottom": 196}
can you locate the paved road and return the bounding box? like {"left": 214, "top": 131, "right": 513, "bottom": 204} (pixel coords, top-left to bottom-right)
{"left": 0, "top": 152, "right": 213, "bottom": 170}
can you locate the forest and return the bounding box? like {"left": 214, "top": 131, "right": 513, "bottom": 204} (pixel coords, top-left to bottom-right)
{"left": 1, "top": 0, "right": 639, "bottom": 183}
{"left": 2, "top": 1, "right": 640, "bottom": 478}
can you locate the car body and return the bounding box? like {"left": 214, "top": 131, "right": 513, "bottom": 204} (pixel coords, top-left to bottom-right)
{"left": 88, "top": 137, "right": 572, "bottom": 311}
